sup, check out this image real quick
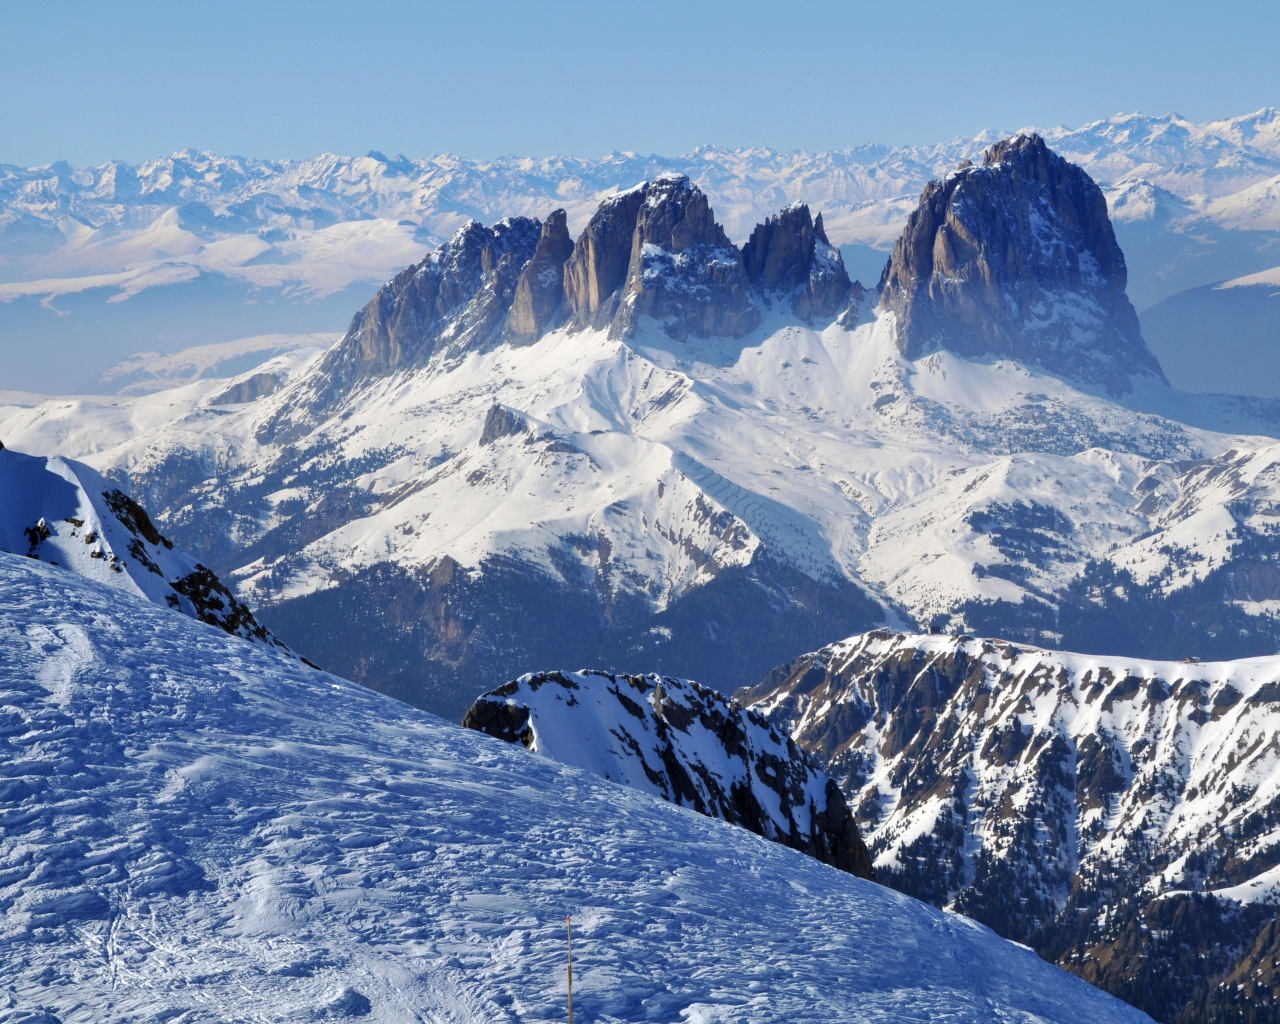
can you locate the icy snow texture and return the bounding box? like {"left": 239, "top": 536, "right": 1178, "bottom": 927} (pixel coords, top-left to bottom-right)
{"left": 0, "top": 554, "right": 1150, "bottom": 1023}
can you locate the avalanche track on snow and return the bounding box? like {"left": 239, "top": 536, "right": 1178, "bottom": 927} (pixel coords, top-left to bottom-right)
{"left": 0, "top": 553, "right": 1150, "bottom": 1023}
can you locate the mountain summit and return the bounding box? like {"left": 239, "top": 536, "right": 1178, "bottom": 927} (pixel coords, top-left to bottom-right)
{"left": 880, "top": 133, "right": 1165, "bottom": 394}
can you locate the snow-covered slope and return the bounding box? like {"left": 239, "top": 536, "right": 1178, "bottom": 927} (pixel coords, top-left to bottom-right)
{"left": 0, "top": 553, "right": 1150, "bottom": 1024}
{"left": 0, "top": 445, "right": 284, "bottom": 649}
{"left": 463, "top": 670, "right": 874, "bottom": 878}
{"left": 740, "top": 629, "right": 1280, "bottom": 1022}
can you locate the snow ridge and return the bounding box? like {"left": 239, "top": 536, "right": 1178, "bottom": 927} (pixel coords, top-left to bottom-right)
{"left": 0, "top": 445, "right": 285, "bottom": 650}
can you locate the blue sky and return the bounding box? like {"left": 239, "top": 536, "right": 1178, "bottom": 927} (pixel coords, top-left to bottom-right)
{"left": 4, "top": 0, "right": 1278, "bottom": 164}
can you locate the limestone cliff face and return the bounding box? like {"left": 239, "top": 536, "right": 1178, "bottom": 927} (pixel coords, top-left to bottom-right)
{"left": 316, "top": 217, "right": 541, "bottom": 390}
{"left": 743, "top": 204, "right": 855, "bottom": 321}
{"left": 880, "top": 134, "right": 1165, "bottom": 395}
{"left": 505, "top": 209, "right": 574, "bottom": 342}
{"left": 565, "top": 174, "right": 761, "bottom": 341}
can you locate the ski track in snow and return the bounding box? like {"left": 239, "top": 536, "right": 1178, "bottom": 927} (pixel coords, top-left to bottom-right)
{"left": 0, "top": 553, "right": 1150, "bottom": 1023}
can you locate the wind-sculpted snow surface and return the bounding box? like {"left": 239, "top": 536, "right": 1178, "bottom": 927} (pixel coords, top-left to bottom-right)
{"left": 0, "top": 445, "right": 285, "bottom": 650}
{"left": 741, "top": 630, "right": 1280, "bottom": 1021}
{"left": 463, "top": 670, "right": 874, "bottom": 878}
{"left": 0, "top": 555, "right": 1151, "bottom": 1024}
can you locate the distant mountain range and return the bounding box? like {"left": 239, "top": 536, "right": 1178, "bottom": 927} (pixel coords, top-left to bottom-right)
{"left": 6, "top": 129, "right": 1280, "bottom": 725}
{"left": 3, "top": 108, "right": 1280, "bottom": 394}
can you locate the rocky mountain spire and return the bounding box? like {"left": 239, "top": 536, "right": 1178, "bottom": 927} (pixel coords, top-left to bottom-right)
{"left": 880, "top": 133, "right": 1166, "bottom": 395}
{"left": 505, "top": 209, "right": 574, "bottom": 342}
{"left": 565, "top": 173, "right": 760, "bottom": 340}
{"left": 742, "top": 202, "right": 856, "bottom": 321}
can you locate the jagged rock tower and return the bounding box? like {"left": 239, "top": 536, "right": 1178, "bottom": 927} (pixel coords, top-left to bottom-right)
{"left": 880, "top": 133, "right": 1166, "bottom": 394}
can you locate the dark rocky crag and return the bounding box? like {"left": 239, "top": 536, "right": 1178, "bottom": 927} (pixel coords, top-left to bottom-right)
{"left": 463, "top": 668, "right": 875, "bottom": 879}
{"left": 564, "top": 173, "right": 762, "bottom": 341}
{"left": 739, "top": 630, "right": 1280, "bottom": 1024}
{"left": 880, "top": 133, "right": 1166, "bottom": 395}
{"left": 743, "top": 203, "right": 859, "bottom": 322}
{"left": 270, "top": 175, "right": 859, "bottom": 436}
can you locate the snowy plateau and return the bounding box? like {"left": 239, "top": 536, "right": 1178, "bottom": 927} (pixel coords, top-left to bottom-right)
{"left": 0, "top": 554, "right": 1150, "bottom": 1024}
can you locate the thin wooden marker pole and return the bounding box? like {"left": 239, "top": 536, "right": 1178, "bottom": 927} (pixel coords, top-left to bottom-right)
{"left": 566, "top": 914, "right": 573, "bottom": 1024}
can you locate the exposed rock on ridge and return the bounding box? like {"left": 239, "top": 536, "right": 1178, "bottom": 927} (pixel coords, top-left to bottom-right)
{"left": 743, "top": 204, "right": 856, "bottom": 321}
{"left": 740, "top": 629, "right": 1280, "bottom": 1023}
{"left": 565, "top": 174, "right": 762, "bottom": 341}
{"left": 284, "top": 216, "right": 543, "bottom": 425}
{"left": 464, "top": 669, "right": 875, "bottom": 879}
{"left": 505, "top": 209, "right": 574, "bottom": 342}
{"left": 0, "top": 447, "right": 287, "bottom": 651}
{"left": 880, "top": 134, "right": 1166, "bottom": 395}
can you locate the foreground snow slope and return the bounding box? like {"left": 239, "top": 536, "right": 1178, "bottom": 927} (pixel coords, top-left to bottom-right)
{"left": 0, "top": 553, "right": 1149, "bottom": 1023}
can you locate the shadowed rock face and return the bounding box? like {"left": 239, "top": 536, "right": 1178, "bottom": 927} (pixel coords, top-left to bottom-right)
{"left": 743, "top": 204, "right": 855, "bottom": 321}
{"left": 304, "top": 217, "right": 542, "bottom": 401}
{"left": 880, "top": 134, "right": 1165, "bottom": 395}
{"left": 463, "top": 668, "right": 875, "bottom": 879}
{"left": 505, "top": 209, "right": 574, "bottom": 341}
{"left": 565, "top": 174, "right": 762, "bottom": 341}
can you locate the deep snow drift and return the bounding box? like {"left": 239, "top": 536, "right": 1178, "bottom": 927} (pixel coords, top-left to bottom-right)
{"left": 0, "top": 553, "right": 1150, "bottom": 1023}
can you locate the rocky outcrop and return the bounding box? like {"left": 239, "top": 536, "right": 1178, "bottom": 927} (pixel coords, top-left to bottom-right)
{"left": 463, "top": 669, "right": 875, "bottom": 879}
{"left": 0, "top": 447, "right": 288, "bottom": 652}
{"left": 740, "top": 629, "right": 1280, "bottom": 1023}
{"left": 880, "top": 134, "right": 1165, "bottom": 395}
{"left": 565, "top": 174, "right": 761, "bottom": 341}
{"left": 743, "top": 204, "right": 854, "bottom": 320}
{"left": 303, "top": 217, "right": 541, "bottom": 405}
{"left": 209, "top": 371, "right": 280, "bottom": 405}
{"left": 504, "top": 209, "right": 573, "bottom": 342}
{"left": 478, "top": 404, "right": 526, "bottom": 445}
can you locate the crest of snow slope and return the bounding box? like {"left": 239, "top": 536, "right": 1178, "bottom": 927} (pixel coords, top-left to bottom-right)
{"left": 462, "top": 670, "right": 874, "bottom": 878}
{"left": 4, "top": 308, "right": 1280, "bottom": 628}
{"left": 0, "top": 554, "right": 1151, "bottom": 1024}
{"left": 1217, "top": 264, "right": 1280, "bottom": 290}
{"left": 3, "top": 109, "right": 1278, "bottom": 306}
{"left": 0, "top": 446, "right": 285, "bottom": 649}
